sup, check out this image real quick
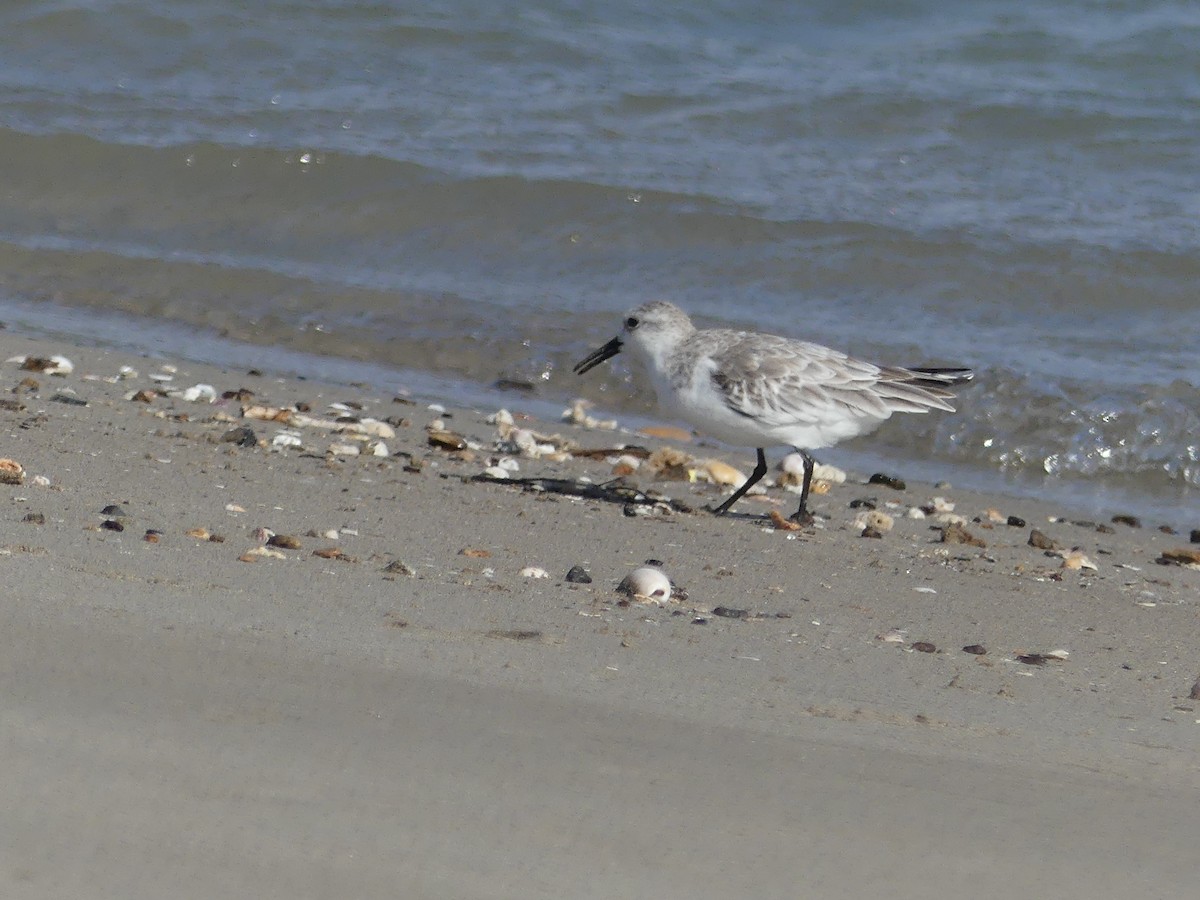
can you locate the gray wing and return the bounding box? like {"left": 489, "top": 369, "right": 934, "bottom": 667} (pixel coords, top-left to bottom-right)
{"left": 706, "top": 334, "right": 959, "bottom": 428}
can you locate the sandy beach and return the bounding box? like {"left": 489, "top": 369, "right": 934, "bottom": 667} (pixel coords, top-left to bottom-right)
{"left": 2, "top": 329, "right": 1198, "bottom": 899}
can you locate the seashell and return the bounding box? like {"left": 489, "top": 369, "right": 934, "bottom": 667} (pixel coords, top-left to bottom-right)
{"left": 929, "top": 496, "right": 955, "bottom": 513}
{"left": 564, "top": 399, "right": 618, "bottom": 431}
{"left": 337, "top": 418, "right": 395, "bottom": 439}
{"left": 696, "top": 459, "right": 744, "bottom": 487}
{"left": 519, "top": 566, "right": 549, "bottom": 578}
{"left": 225, "top": 503, "right": 246, "bottom": 513}
{"left": 327, "top": 442, "right": 361, "bottom": 457}
{"left": 243, "top": 404, "right": 296, "bottom": 424}
{"left": 148, "top": 371, "right": 175, "bottom": 383}
{"left": 10, "top": 354, "right": 74, "bottom": 375}
{"left": 616, "top": 566, "right": 672, "bottom": 603}
{"left": 939, "top": 522, "right": 986, "bottom": 547}
{"left": 638, "top": 424, "right": 693, "bottom": 443}
{"left": 252, "top": 527, "right": 274, "bottom": 543}
{"left": 272, "top": 430, "right": 303, "bottom": 449}
{"left": 646, "top": 447, "right": 692, "bottom": 480}
{"left": 127, "top": 389, "right": 157, "bottom": 403}
{"left": 1157, "top": 547, "right": 1200, "bottom": 567}
{"left": 266, "top": 534, "right": 302, "bottom": 550}
{"left": 321, "top": 529, "right": 339, "bottom": 540}
{"left": 853, "top": 510, "right": 894, "bottom": 533}
{"left": 487, "top": 409, "right": 515, "bottom": 428}
{"left": 985, "top": 508, "right": 1006, "bottom": 523}
{"left": 611, "top": 454, "right": 641, "bottom": 477}
{"left": 906, "top": 507, "right": 927, "bottom": 519}
{"left": 368, "top": 440, "right": 390, "bottom": 457}
{"left": 482, "top": 465, "right": 510, "bottom": 479}
{"left": 768, "top": 509, "right": 802, "bottom": 531}
{"left": 877, "top": 628, "right": 907, "bottom": 644}
{"left": 185, "top": 527, "right": 211, "bottom": 540}
{"left": 118, "top": 365, "right": 138, "bottom": 379}
{"left": 177, "top": 383, "right": 218, "bottom": 403}
{"left": 240, "top": 546, "right": 286, "bottom": 562}
{"left": 510, "top": 428, "right": 541, "bottom": 458}
{"left": 1060, "top": 549, "right": 1097, "bottom": 570}
{"left": 1043, "top": 648, "right": 1070, "bottom": 660}
{"left": 427, "top": 430, "right": 466, "bottom": 451}
{"left": 31, "top": 474, "right": 51, "bottom": 487}
{"left": 932, "top": 512, "right": 967, "bottom": 526}
{"left": 0, "top": 458, "right": 26, "bottom": 485}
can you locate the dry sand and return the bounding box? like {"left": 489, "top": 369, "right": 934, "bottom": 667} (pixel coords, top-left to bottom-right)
{"left": 2, "top": 330, "right": 1198, "bottom": 899}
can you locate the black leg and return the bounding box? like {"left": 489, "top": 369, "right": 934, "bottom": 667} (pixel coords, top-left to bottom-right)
{"left": 711, "top": 448, "right": 768, "bottom": 516}
{"left": 789, "top": 450, "right": 815, "bottom": 524}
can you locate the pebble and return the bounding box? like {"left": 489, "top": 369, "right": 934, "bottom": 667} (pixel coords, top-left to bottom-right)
{"left": 221, "top": 425, "right": 257, "bottom": 447}
{"left": 911, "top": 641, "right": 937, "bottom": 653}
{"left": 1190, "top": 529, "right": 1200, "bottom": 545}
{"left": 962, "top": 644, "right": 987, "bottom": 655}
{"left": 1006, "top": 515, "right": 1026, "bottom": 527}
{"left": 711, "top": 606, "right": 749, "bottom": 619}
{"left": 267, "top": 534, "right": 302, "bottom": 550}
{"left": 1111, "top": 514, "right": 1141, "bottom": 528}
{"left": 1028, "top": 529, "right": 1059, "bottom": 551}
{"left": 868, "top": 473, "right": 906, "bottom": 490}
{"left": 565, "top": 565, "right": 592, "bottom": 584}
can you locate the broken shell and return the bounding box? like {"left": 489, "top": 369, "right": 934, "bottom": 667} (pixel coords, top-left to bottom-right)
{"left": 272, "top": 430, "right": 303, "bottom": 449}
{"left": 0, "top": 458, "right": 26, "bottom": 485}
{"left": 639, "top": 424, "right": 693, "bottom": 443}
{"left": 1157, "top": 547, "right": 1200, "bottom": 568}
{"left": 481, "top": 465, "right": 510, "bottom": 479}
{"left": 646, "top": 447, "right": 692, "bottom": 480}
{"left": 244, "top": 405, "right": 297, "bottom": 424}
{"left": 616, "top": 566, "right": 672, "bottom": 602}
{"left": 327, "top": 442, "right": 361, "bottom": 457}
{"left": 938, "top": 522, "right": 986, "bottom": 547}
{"left": 562, "top": 399, "right": 617, "bottom": 430}
{"left": 1060, "top": 549, "right": 1098, "bottom": 570}
{"left": 877, "top": 629, "right": 907, "bottom": 644}
{"left": 176, "top": 383, "right": 218, "bottom": 403}
{"left": 427, "top": 430, "right": 467, "bottom": 451}
{"left": 696, "top": 459, "right": 744, "bottom": 487}
{"left": 487, "top": 409, "right": 515, "bottom": 428}
{"left": 853, "top": 510, "right": 894, "bottom": 534}
{"left": 519, "top": 566, "right": 549, "bottom": 578}
{"left": 368, "top": 440, "right": 390, "bottom": 457}
{"left": 9, "top": 354, "right": 74, "bottom": 375}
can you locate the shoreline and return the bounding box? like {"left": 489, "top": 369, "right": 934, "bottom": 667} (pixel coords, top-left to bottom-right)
{"left": 3, "top": 326, "right": 1199, "bottom": 897}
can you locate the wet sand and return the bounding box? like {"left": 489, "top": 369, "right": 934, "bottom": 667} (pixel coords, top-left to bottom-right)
{"left": 2, "top": 331, "right": 1198, "bottom": 898}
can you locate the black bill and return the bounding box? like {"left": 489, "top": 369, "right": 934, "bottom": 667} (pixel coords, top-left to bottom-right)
{"left": 572, "top": 336, "right": 623, "bottom": 375}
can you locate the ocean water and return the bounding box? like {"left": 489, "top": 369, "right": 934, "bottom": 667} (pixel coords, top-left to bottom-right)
{"left": 1, "top": 0, "right": 1197, "bottom": 522}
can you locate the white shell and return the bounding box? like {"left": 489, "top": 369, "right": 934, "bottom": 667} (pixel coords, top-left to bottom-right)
{"left": 519, "top": 566, "right": 549, "bottom": 578}
{"left": 327, "top": 442, "right": 361, "bottom": 457}
{"left": 853, "top": 510, "right": 894, "bottom": 533}
{"left": 482, "top": 465, "right": 510, "bottom": 479}
{"left": 272, "top": 431, "right": 303, "bottom": 449}
{"left": 616, "top": 566, "right": 672, "bottom": 602}
{"left": 178, "top": 383, "right": 217, "bottom": 403}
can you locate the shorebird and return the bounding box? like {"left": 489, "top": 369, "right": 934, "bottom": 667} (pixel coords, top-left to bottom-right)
{"left": 573, "top": 300, "right": 973, "bottom": 522}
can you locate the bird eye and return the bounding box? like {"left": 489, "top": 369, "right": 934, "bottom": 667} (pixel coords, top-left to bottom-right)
{"left": 624, "top": 316, "right": 639, "bottom": 329}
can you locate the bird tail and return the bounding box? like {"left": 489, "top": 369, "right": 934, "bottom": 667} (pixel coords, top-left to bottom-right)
{"left": 905, "top": 366, "right": 975, "bottom": 388}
